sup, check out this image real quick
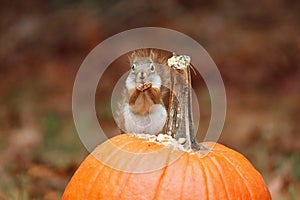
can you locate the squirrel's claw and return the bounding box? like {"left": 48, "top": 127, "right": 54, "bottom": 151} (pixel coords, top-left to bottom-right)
{"left": 136, "top": 83, "right": 144, "bottom": 91}
{"left": 136, "top": 82, "right": 152, "bottom": 92}
{"left": 143, "top": 82, "right": 152, "bottom": 91}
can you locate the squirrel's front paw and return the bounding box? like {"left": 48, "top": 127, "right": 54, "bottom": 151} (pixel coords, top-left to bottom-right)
{"left": 143, "top": 82, "right": 152, "bottom": 91}
{"left": 136, "top": 83, "right": 144, "bottom": 91}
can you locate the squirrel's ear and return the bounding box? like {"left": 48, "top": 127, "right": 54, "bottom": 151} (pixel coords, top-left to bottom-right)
{"left": 128, "top": 51, "right": 137, "bottom": 63}
{"left": 131, "top": 51, "right": 137, "bottom": 58}
{"left": 149, "top": 49, "right": 156, "bottom": 60}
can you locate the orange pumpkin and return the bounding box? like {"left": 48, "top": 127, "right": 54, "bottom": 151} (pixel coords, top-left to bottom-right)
{"left": 62, "top": 134, "right": 271, "bottom": 200}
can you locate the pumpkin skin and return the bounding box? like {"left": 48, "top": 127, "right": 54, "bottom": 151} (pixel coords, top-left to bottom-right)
{"left": 62, "top": 134, "right": 271, "bottom": 200}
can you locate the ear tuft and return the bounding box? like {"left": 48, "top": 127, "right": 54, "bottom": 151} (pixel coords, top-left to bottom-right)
{"left": 149, "top": 49, "right": 155, "bottom": 60}
{"left": 130, "top": 51, "right": 137, "bottom": 59}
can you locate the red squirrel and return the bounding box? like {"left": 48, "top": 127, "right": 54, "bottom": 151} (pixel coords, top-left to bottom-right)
{"left": 117, "top": 49, "right": 169, "bottom": 135}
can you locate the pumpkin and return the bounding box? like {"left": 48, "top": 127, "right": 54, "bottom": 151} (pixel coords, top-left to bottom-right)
{"left": 62, "top": 133, "right": 271, "bottom": 200}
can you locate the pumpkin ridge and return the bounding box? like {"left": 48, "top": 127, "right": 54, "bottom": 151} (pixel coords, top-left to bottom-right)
{"left": 221, "top": 153, "right": 253, "bottom": 199}
{"left": 179, "top": 154, "right": 189, "bottom": 199}
{"left": 229, "top": 152, "right": 271, "bottom": 199}
{"left": 81, "top": 156, "right": 106, "bottom": 199}
{"left": 207, "top": 155, "right": 229, "bottom": 200}
{"left": 151, "top": 149, "right": 172, "bottom": 200}
{"left": 112, "top": 170, "right": 130, "bottom": 199}
{"left": 190, "top": 155, "right": 199, "bottom": 199}
{"left": 231, "top": 151, "right": 271, "bottom": 198}
{"left": 116, "top": 138, "right": 152, "bottom": 170}
{"left": 111, "top": 135, "right": 145, "bottom": 153}
{"left": 93, "top": 138, "right": 136, "bottom": 167}
{"left": 90, "top": 138, "right": 141, "bottom": 199}
{"left": 210, "top": 151, "right": 243, "bottom": 198}
{"left": 114, "top": 140, "right": 159, "bottom": 199}
{"left": 91, "top": 164, "right": 117, "bottom": 199}
{"left": 202, "top": 155, "right": 219, "bottom": 199}
{"left": 81, "top": 157, "right": 105, "bottom": 199}
{"left": 118, "top": 170, "right": 133, "bottom": 199}
{"left": 86, "top": 152, "right": 121, "bottom": 199}
{"left": 196, "top": 157, "right": 209, "bottom": 200}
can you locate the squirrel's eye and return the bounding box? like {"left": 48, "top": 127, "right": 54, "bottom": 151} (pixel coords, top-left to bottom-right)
{"left": 131, "top": 64, "right": 136, "bottom": 72}
{"left": 150, "top": 63, "right": 155, "bottom": 72}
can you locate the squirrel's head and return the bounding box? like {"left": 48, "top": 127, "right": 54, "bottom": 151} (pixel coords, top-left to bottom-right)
{"left": 126, "top": 55, "right": 162, "bottom": 90}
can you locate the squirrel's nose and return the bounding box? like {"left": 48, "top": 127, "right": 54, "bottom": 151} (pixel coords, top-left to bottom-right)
{"left": 140, "top": 72, "right": 145, "bottom": 79}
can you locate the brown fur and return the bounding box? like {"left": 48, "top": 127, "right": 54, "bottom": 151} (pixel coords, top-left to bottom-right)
{"left": 128, "top": 88, "right": 161, "bottom": 115}
{"left": 128, "top": 49, "right": 169, "bottom": 66}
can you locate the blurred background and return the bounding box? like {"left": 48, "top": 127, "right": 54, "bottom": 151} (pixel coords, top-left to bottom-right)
{"left": 0, "top": 0, "right": 299, "bottom": 199}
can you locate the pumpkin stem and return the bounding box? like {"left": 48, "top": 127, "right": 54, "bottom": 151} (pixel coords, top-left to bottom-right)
{"left": 166, "top": 53, "right": 208, "bottom": 151}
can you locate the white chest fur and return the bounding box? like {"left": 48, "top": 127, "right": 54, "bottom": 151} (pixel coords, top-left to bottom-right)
{"left": 123, "top": 103, "right": 167, "bottom": 135}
